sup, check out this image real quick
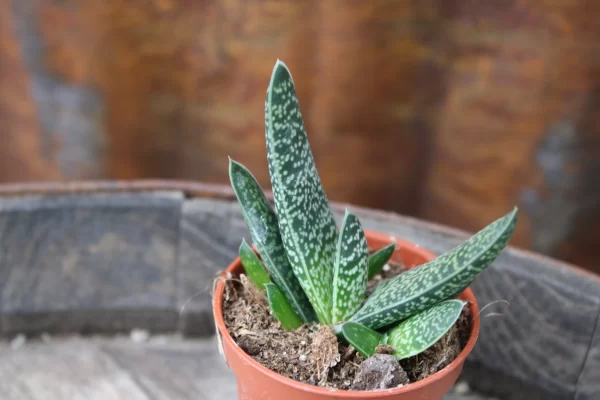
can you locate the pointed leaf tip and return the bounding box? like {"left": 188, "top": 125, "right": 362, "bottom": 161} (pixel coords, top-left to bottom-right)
{"left": 352, "top": 209, "right": 517, "bottom": 329}
{"left": 269, "top": 59, "right": 294, "bottom": 91}
{"left": 367, "top": 243, "right": 396, "bottom": 280}
{"left": 265, "top": 58, "right": 338, "bottom": 324}
{"left": 332, "top": 211, "right": 368, "bottom": 324}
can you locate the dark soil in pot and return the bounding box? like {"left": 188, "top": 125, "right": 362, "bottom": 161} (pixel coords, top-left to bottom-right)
{"left": 223, "top": 260, "right": 471, "bottom": 391}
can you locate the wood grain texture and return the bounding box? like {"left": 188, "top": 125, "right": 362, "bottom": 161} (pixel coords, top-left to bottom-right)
{"left": 0, "top": 338, "right": 152, "bottom": 399}
{"left": 0, "top": 191, "right": 183, "bottom": 335}
{"left": 176, "top": 198, "right": 250, "bottom": 336}
{"left": 3, "top": 1, "right": 600, "bottom": 274}
{"left": 0, "top": 337, "right": 237, "bottom": 400}
{"left": 0, "top": 0, "right": 60, "bottom": 181}
{"left": 307, "top": 0, "right": 442, "bottom": 214}
{"left": 460, "top": 361, "right": 565, "bottom": 400}
{"left": 421, "top": 0, "right": 600, "bottom": 274}
{"left": 2, "top": 0, "right": 435, "bottom": 211}
{"left": 0, "top": 185, "right": 597, "bottom": 399}
{"left": 575, "top": 312, "right": 600, "bottom": 400}
{"left": 0, "top": 336, "right": 490, "bottom": 400}
{"left": 100, "top": 337, "right": 238, "bottom": 400}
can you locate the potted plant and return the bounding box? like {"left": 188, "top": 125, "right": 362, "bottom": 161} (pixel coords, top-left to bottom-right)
{"left": 213, "top": 60, "right": 518, "bottom": 400}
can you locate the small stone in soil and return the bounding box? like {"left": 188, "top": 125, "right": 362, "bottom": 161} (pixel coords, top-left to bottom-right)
{"left": 351, "top": 354, "right": 410, "bottom": 391}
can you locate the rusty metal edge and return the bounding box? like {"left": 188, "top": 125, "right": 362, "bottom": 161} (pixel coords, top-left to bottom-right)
{"left": 0, "top": 180, "right": 598, "bottom": 284}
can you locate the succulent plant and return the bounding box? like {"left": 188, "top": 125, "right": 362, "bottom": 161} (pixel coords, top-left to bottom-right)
{"left": 229, "top": 60, "right": 518, "bottom": 360}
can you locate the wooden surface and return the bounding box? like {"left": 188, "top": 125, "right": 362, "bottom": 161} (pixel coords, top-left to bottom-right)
{"left": 419, "top": 0, "right": 600, "bottom": 269}
{"left": 0, "top": 183, "right": 598, "bottom": 399}
{"left": 0, "top": 336, "right": 489, "bottom": 400}
{"left": 3, "top": 1, "right": 600, "bottom": 273}
{"left": 0, "top": 191, "right": 183, "bottom": 335}
{"left": 576, "top": 314, "right": 600, "bottom": 400}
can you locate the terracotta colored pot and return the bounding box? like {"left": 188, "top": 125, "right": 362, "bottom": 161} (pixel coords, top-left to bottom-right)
{"left": 214, "top": 230, "right": 481, "bottom": 400}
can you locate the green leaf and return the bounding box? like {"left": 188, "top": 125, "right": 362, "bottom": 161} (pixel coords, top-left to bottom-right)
{"left": 351, "top": 208, "right": 518, "bottom": 329}
{"left": 265, "top": 60, "right": 338, "bottom": 324}
{"left": 266, "top": 283, "right": 303, "bottom": 331}
{"left": 341, "top": 322, "right": 385, "bottom": 358}
{"left": 229, "top": 159, "right": 316, "bottom": 323}
{"left": 332, "top": 210, "right": 369, "bottom": 324}
{"left": 388, "top": 300, "right": 466, "bottom": 360}
{"left": 367, "top": 243, "right": 396, "bottom": 280}
{"left": 239, "top": 239, "right": 271, "bottom": 291}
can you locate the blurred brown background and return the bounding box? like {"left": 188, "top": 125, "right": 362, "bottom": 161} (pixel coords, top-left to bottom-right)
{"left": 1, "top": 1, "right": 600, "bottom": 273}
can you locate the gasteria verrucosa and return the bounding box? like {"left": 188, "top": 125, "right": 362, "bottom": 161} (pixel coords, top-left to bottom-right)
{"left": 229, "top": 60, "right": 518, "bottom": 359}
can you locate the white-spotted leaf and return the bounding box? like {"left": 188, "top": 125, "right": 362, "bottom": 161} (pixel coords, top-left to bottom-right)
{"left": 332, "top": 210, "right": 368, "bottom": 324}
{"left": 265, "top": 60, "right": 338, "bottom": 324}
{"left": 388, "top": 300, "right": 466, "bottom": 359}
{"left": 351, "top": 208, "right": 518, "bottom": 329}
{"left": 229, "top": 159, "right": 316, "bottom": 322}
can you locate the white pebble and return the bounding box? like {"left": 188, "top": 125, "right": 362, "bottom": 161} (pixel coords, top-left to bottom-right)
{"left": 300, "top": 340, "right": 306, "bottom": 346}
{"left": 10, "top": 334, "right": 27, "bottom": 350}
{"left": 382, "top": 264, "right": 391, "bottom": 272}
{"left": 454, "top": 381, "right": 470, "bottom": 394}
{"left": 299, "top": 354, "right": 307, "bottom": 362}
{"left": 130, "top": 329, "right": 150, "bottom": 343}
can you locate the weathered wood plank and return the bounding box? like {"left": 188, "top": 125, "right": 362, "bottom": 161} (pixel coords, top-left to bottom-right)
{"left": 461, "top": 361, "right": 565, "bottom": 400}
{"left": 0, "top": 338, "right": 151, "bottom": 400}
{"left": 179, "top": 198, "right": 600, "bottom": 399}
{"left": 100, "top": 337, "right": 238, "bottom": 400}
{"left": 0, "top": 192, "right": 183, "bottom": 336}
{"left": 176, "top": 199, "right": 250, "bottom": 336}
{"left": 0, "top": 187, "right": 597, "bottom": 399}
{"left": 575, "top": 313, "right": 600, "bottom": 400}
{"left": 0, "top": 336, "right": 490, "bottom": 400}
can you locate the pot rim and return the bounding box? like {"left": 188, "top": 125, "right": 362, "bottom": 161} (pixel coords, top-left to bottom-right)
{"left": 214, "top": 230, "right": 481, "bottom": 398}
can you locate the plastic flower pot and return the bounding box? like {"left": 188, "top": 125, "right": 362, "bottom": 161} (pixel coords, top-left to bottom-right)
{"left": 213, "top": 230, "right": 480, "bottom": 400}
